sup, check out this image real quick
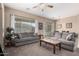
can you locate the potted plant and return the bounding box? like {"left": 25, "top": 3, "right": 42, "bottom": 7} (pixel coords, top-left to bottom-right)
{"left": 5, "top": 27, "right": 14, "bottom": 46}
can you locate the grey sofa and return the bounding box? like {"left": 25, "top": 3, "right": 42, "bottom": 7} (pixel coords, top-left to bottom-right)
{"left": 11, "top": 32, "right": 39, "bottom": 46}
{"left": 52, "top": 31, "right": 78, "bottom": 51}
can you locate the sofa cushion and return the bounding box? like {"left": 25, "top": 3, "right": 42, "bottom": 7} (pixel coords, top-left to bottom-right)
{"left": 21, "top": 33, "right": 29, "bottom": 38}
{"left": 61, "top": 44, "right": 74, "bottom": 51}
{"left": 14, "top": 37, "right": 38, "bottom": 43}
{"left": 59, "top": 39, "right": 74, "bottom": 47}
{"left": 70, "top": 33, "right": 78, "bottom": 41}
{"left": 13, "top": 38, "right": 20, "bottom": 42}
{"left": 21, "top": 37, "right": 36, "bottom": 41}
{"left": 61, "top": 32, "right": 69, "bottom": 39}
{"left": 20, "top": 32, "right": 34, "bottom": 38}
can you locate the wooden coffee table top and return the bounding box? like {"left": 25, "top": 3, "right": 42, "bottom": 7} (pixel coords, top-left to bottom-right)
{"left": 40, "top": 38, "right": 61, "bottom": 45}
{"left": 40, "top": 37, "right": 61, "bottom": 54}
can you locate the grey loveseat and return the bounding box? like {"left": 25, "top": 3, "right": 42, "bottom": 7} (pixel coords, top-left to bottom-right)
{"left": 11, "top": 32, "right": 39, "bottom": 46}
{"left": 52, "top": 31, "right": 78, "bottom": 51}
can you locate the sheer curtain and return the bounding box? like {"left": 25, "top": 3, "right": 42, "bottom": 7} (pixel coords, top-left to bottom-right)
{"left": 44, "top": 22, "right": 54, "bottom": 37}
{"left": 11, "top": 15, "right": 35, "bottom": 33}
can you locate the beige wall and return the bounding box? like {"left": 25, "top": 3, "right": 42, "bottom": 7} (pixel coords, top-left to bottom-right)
{"left": 56, "top": 15, "right": 79, "bottom": 48}
{"left": 5, "top": 7, "right": 55, "bottom": 35}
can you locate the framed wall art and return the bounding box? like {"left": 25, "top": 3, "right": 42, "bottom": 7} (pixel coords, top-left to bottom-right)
{"left": 38, "top": 22, "right": 43, "bottom": 30}
{"left": 66, "top": 23, "right": 72, "bottom": 28}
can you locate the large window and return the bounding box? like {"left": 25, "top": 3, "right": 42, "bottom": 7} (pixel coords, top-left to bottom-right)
{"left": 15, "top": 17, "right": 35, "bottom": 33}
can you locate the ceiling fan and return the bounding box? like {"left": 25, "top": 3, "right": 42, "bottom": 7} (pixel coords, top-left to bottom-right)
{"left": 26, "top": 3, "right": 54, "bottom": 12}
{"left": 33, "top": 3, "right": 53, "bottom": 8}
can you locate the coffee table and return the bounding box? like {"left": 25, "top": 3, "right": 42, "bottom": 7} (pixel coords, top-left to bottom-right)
{"left": 40, "top": 38, "right": 61, "bottom": 54}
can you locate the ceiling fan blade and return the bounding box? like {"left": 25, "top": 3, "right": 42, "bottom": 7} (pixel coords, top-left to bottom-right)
{"left": 47, "top": 5, "right": 53, "bottom": 8}
{"left": 32, "top": 3, "right": 43, "bottom": 8}
{"left": 33, "top": 6, "right": 38, "bottom": 8}
{"left": 39, "top": 3, "right": 43, "bottom": 5}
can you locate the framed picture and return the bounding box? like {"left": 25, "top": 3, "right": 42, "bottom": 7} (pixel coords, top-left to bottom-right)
{"left": 66, "top": 23, "right": 72, "bottom": 28}
{"left": 38, "top": 22, "right": 43, "bottom": 30}
{"left": 57, "top": 24, "right": 62, "bottom": 29}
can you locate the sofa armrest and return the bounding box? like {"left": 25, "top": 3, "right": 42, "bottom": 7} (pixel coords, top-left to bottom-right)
{"left": 73, "top": 36, "right": 78, "bottom": 51}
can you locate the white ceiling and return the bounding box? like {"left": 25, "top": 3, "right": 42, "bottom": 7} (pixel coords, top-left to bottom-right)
{"left": 4, "top": 3, "right": 79, "bottom": 20}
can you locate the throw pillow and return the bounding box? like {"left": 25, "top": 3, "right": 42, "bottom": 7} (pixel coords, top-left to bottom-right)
{"left": 66, "top": 34, "right": 72, "bottom": 41}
